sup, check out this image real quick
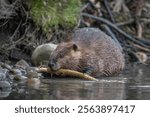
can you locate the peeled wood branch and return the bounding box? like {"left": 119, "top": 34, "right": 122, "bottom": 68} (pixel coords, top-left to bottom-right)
{"left": 37, "top": 67, "right": 98, "bottom": 81}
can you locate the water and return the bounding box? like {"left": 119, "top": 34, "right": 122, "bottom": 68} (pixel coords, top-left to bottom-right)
{"left": 0, "top": 64, "right": 150, "bottom": 100}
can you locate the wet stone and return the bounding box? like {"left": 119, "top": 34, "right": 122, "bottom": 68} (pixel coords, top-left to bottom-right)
{"left": 12, "top": 69, "right": 22, "bottom": 75}
{"left": 0, "top": 68, "right": 7, "bottom": 81}
{"left": 0, "top": 81, "right": 11, "bottom": 97}
{"left": 15, "top": 59, "right": 29, "bottom": 69}
{"left": 14, "top": 74, "right": 28, "bottom": 81}
{"left": 0, "top": 81, "right": 11, "bottom": 88}
{"left": 26, "top": 67, "right": 41, "bottom": 78}
{"left": 26, "top": 71, "right": 40, "bottom": 78}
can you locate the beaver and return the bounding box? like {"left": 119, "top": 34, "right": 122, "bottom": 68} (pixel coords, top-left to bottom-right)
{"left": 48, "top": 28, "right": 125, "bottom": 77}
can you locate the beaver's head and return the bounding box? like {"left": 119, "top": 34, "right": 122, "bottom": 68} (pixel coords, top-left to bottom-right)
{"left": 48, "top": 42, "right": 82, "bottom": 71}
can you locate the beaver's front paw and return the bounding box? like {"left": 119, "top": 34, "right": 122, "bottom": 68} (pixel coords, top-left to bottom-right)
{"left": 83, "top": 67, "right": 94, "bottom": 75}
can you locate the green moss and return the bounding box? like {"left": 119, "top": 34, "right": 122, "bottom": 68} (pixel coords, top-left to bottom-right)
{"left": 30, "top": 0, "right": 81, "bottom": 32}
{"left": 63, "top": 1, "right": 81, "bottom": 25}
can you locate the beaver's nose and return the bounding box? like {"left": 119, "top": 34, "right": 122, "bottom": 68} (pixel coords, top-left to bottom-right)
{"left": 48, "top": 59, "right": 60, "bottom": 71}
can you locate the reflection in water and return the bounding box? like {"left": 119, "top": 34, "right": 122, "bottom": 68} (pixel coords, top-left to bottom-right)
{"left": 125, "top": 64, "right": 150, "bottom": 100}
{"left": 2, "top": 79, "right": 126, "bottom": 100}
{"left": 40, "top": 79, "right": 126, "bottom": 100}
{"left": 0, "top": 64, "right": 150, "bottom": 100}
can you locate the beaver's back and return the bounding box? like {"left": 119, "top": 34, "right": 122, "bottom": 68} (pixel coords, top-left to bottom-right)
{"left": 72, "top": 28, "right": 119, "bottom": 49}
{"left": 72, "top": 28, "right": 125, "bottom": 77}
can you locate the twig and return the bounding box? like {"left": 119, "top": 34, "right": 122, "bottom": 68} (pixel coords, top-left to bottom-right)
{"left": 10, "top": 21, "right": 22, "bottom": 42}
{"left": 37, "top": 67, "right": 98, "bottom": 81}
{"left": 0, "top": 19, "right": 9, "bottom": 27}
{"left": 132, "top": 43, "right": 150, "bottom": 52}
{"left": 0, "top": 0, "right": 18, "bottom": 19}
{"left": 103, "top": 0, "right": 115, "bottom": 23}
{"left": 135, "top": 37, "right": 150, "bottom": 46}
{"left": 81, "top": 3, "right": 90, "bottom": 12}
{"left": 140, "top": 18, "right": 150, "bottom": 24}
{"left": 116, "top": 19, "right": 134, "bottom": 26}
{"left": 116, "top": 18, "right": 150, "bottom": 26}
{"left": 81, "top": 13, "right": 150, "bottom": 49}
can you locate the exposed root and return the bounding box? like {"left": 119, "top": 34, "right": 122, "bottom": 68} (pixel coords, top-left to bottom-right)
{"left": 113, "top": 0, "right": 129, "bottom": 12}
{"left": 0, "top": 0, "right": 18, "bottom": 19}
{"left": 103, "top": 0, "right": 115, "bottom": 23}
{"left": 81, "top": 13, "right": 150, "bottom": 49}
{"left": 37, "top": 67, "right": 98, "bottom": 81}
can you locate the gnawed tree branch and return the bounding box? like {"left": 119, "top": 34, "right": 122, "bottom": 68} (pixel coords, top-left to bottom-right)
{"left": 37, "top": 67, "right": 98, "bottom": 81}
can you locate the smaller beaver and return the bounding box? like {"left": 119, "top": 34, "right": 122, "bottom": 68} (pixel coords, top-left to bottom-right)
{"left": 48, "top": 28, "right": 125, "bottom": 77}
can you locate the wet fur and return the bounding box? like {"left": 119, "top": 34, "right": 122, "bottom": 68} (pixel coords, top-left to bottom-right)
{"left": 49, "top": 28, "right": 125, "bottom": 77}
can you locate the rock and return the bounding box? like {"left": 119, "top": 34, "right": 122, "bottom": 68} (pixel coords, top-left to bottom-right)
{"left": 135, "top": 51, "right": 148, "bottom": 64}
{"left": 26, "top": 66, "right": 41, "bottom": 78}
{"left": 14, "top": 74, "right": 28, "bottom": 81}
{"left": 12, "top": 68, "right": 22, "bottom": 75}
{"left": 15, "top": 59, "right": 29, "bottom": 69}
{"left": 0, "top": 81, "right": 11, "bottom": 98}
{"left": 26, "top": 71, "right": 41, "bottom": 79}
{"left": 0, "top": 68, "right": 7, "bottom": 80}
{"left": 31, "top": 43, "right": 57, "bottom": 66}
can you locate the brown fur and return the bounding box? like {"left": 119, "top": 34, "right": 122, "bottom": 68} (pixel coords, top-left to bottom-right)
{"left": 49, "top": 28, "right": 125, "bottom": 77}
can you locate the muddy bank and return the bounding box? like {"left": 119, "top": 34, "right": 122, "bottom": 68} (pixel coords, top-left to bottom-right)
{"left": 0, "top": 0, "right": 150, "bottom": 64}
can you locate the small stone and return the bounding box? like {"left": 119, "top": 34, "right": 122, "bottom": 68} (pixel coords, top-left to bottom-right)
{"left": 0, "top": 68, "right": 7, "bottom": 80}
{"left": 12, "top": 69, "right": 22, "bottom": 75}
{"left": 0, "top": 81, "right": 11, "bottom": 89}
{"left": 14, "top": 74, "right": 28, "bottom": 81}
{"left": 135, "top": 52, "right": 148, "bottom": 64}
{"left": 0, "top": 81, "right": 11, "bottom": 98}
{"left": 26, "top": 66, "right": 42, "bottom": 78}
{"left": 26, "top": 71, "right": 39, "bottom": 78}
{"left": 15, "top": 59, "right": 29, "bottom": 69}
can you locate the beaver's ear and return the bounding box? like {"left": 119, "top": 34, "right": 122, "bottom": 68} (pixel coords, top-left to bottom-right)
{"left": 72, "top": 44, "right": 78, "bottom": 51}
